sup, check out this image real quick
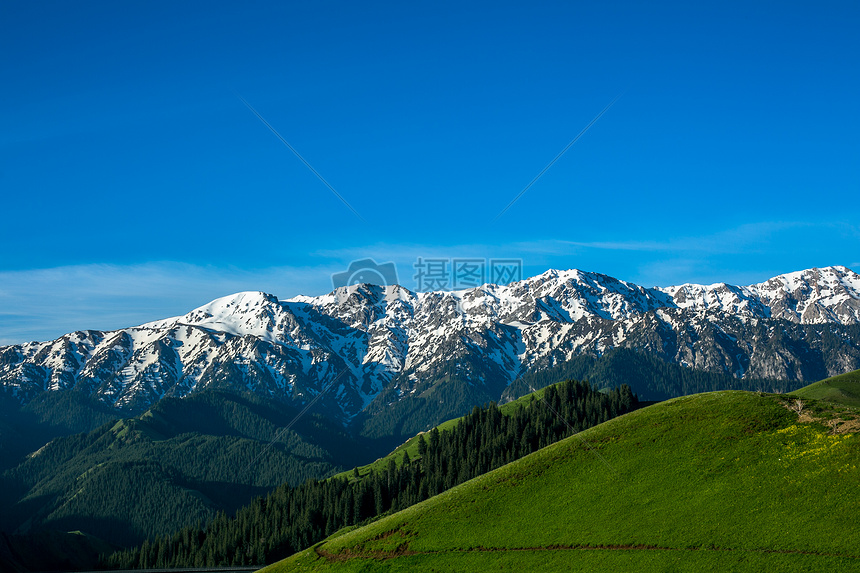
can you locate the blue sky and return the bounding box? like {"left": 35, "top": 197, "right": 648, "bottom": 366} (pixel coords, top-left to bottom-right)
{"left": 1, "top": 0, "right": 858, "bottom": 344}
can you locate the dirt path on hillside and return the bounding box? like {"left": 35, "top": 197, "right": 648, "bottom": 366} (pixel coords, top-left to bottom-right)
{"left": 314, "top": 542, "right": 860, "bottom": 562}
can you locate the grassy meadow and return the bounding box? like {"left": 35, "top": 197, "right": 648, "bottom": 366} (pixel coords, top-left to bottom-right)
{"left": 792, "top": 368, "right": 860, "bottom": 408}
{"left": 262, "top": 386, "right": 860, "bottom": 572}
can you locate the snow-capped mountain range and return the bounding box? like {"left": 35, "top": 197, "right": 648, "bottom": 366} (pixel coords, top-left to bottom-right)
{"left": 2, "top": 266, "right": 859, "bottom": 420}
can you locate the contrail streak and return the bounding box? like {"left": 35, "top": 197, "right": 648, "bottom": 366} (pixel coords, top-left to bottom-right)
{"left": 236, "top": 94, "right": 367, "bottom": 223}
{"left": 494, "top": 92, "right": 624, "bottom": 221}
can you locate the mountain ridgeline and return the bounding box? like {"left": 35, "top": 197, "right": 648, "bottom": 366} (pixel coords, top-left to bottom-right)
{"left": 102, "top": 379, "right": 637, "bottom": 569}
{"left": 1, "top": 266, "right": 859, "bottom": 431}
{"left": 0, "top": 390, "right": 118, "bottom": 472}
{"left": 502, "top": 347, "right": 795, "bottom": 403}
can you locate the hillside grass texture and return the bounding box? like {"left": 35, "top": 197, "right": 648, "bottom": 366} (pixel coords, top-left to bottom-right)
{"left": 264, "top": 389, "right": 860, "bottom": 572}
{"left": 792, "top": 368, "right": 860, "bottom": 408}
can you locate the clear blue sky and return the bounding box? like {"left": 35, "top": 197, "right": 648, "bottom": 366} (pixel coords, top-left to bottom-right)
{"left": 1, "top": 0, "right": 858, "bottom": 344}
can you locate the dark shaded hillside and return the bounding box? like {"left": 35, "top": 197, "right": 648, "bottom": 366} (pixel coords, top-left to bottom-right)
{"left": 0, "top": 391, "right": 118, "bottom": 472}
{"left": 0, "top": 529, "right": 115, "bottom": 573}
{"left": 503, "top": 347, "right": 795, "bottom": 402}
{"left": 0, "top": 391, "right": 371, "bottom": 548}
{"left": 353, "top": 369, "right": 500, "bottom": 443}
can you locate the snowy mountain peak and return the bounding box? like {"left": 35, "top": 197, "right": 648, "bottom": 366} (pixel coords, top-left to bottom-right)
{"left": 751, "top": 266, "right": 860, "bottom": 324}
{"left": 755, "top": 265, "right": 859, "bottom": 294}
{"left": 172, "top": 291, "right": 286, "bottom": 339}
{"left": 2, "top": 266, "right": 859, "bottom": 419}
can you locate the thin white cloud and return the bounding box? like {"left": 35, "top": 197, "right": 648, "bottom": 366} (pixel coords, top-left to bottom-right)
{"left": 312, "top": 242, "right": 508, "bottom": 264}
{"left": 314, "top": 221, "right": 859, "bottom": 289}
{"left": 555, "top": 221, "right": 811, "bottom": 254}
{"left": 2, "top": 220, "right": 855, "bottom": 346}
{"left": 314, "top": 221, "right": 817, "bottom": 263}
{"left": 0, "top": 262, "right": 337, "bottom": 345}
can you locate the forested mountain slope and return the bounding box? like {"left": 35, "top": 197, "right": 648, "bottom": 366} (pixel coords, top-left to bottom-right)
{"left": 0, "top": 391, "right": 369, "bottom": 548}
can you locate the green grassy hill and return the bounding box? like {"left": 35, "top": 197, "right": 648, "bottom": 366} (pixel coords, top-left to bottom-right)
{"left": 791, "top": 368, "right": 860, "bottom": 407}
{"left": 266, "top": 391, "right": 860, "bottom": 572}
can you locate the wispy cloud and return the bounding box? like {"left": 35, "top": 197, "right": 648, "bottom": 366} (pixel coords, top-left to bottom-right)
{"left": 312, "top": 242, "right": 524, "bottom": 264}
{"left": 0, "top": 262, "right": 337, "bottom": 345}
{"left": 312, "top": 221, "right": 819, "bottom": 266}
{"left": 2, "top": 220, "right": 855, "bottom": 346}
{"left": 320, "top": 221, "right": 858, "bottom": 289}
{"left": 555, "top": 221, "right": 813, "bottom": 255}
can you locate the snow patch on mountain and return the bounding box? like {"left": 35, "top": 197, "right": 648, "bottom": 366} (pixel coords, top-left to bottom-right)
{"left": 2, "top": 266, "right": 859, "bottom": 420}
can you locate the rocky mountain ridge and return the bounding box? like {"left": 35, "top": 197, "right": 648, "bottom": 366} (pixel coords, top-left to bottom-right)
{"left": 2, "top": 266, "right": 859, "bottom": 420}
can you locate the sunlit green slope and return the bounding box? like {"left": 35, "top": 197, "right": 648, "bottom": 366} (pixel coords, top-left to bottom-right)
{"left": 264, "top": 391, "right": 860, "bottom": 572}
{"left": 792, "top": 368, "right": 860, "bottom": 407}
